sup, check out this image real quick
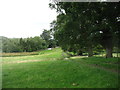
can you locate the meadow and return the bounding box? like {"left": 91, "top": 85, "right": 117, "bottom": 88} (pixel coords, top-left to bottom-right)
{"left": 2, "top": 48, "right": 120, "bottom": 88}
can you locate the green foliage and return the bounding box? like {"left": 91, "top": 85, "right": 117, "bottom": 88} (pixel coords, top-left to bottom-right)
{"left": 2, "top": 36, "right": 22, "bottom": 53}
{"left": 1, "top": 29, "right": 59, "bottom": 53}
{"left": 93, "top": 45, "right": 104, "bottom": 55}
{"left": 40, "top": 29, "right": 52, "bottom": 41}
{"left": 19, "top": 36, "right": 47, "bottom": 52}
{"left": 2, "top": 36, "right": 47, "bottom": 53}
{"left": 40, "top": 29, "right": 58, "bottom": 48}
{"left": 50, "top": 2, "right": 120, "bottom": 58}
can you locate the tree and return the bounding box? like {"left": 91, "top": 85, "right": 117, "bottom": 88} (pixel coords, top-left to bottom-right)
{"left": 20, "top": 36, "right": 47, "bottom": 52}
{"left": 2, "top": 36, "right": 22, "bottom": 52}
{"left": 50, "top": 12, "right": 94, "bottom": 57}
{"left": 50, "top": 2, "right": 120, "bottom": 58}
{"left": 40, "top": 29, "right": 52, "bottom": 41}
{"left": 40, "top": 29, "right": 58, "bottom": 48}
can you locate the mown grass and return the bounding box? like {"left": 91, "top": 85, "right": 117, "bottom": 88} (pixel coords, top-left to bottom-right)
{"left": 72, "top": 57, "right": 120, "bottom": 70}
{"left": 2, "top": 48, "right": 119, "bottom": 88}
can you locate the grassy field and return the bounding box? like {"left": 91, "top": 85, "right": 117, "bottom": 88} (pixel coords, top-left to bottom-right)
{"left": 2, "top": 48, "right": 120, "bottom": 88}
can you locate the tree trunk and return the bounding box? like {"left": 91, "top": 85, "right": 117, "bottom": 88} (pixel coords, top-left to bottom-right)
{"left": 77, "top": 51, "right": 83, "bottom": 56}
{"left": 106, "top": 47, "right": 113, "bottom": 58}
{"left": 100, "top": 29, "right": 113, "bottom": 58}
{"left": 88, "top": 47, "right": 93, "bottom": 57}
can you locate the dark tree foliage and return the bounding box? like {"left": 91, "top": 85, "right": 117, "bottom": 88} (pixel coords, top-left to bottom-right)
{"left": 50, "top": 2, "right": 120, "bottom": 58}
{"left": 40, "top": 29, "right": 52, "bottom": 41}
{"left": 40, "top": 29, "right": 58, "bottom": 48}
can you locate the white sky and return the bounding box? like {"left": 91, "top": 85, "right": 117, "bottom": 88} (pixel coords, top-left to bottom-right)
{"left": 0, "top": 0, "right": 57, "bottom": 38}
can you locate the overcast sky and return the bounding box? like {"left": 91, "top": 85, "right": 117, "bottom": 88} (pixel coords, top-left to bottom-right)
{"left": 0, "top": 0, "right": 57, "bottom": 38}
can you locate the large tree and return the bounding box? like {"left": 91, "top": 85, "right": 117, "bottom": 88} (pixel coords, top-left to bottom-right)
{"left": 50, "top": 2, "right": 120, "bottom": 58}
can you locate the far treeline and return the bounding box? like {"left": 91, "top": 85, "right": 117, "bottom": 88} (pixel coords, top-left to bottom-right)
{"left": 1, "top": 30, "right": 58, "bottom": 53}
{"left": 49, "top": 2, "right": 120, "bottom": 58}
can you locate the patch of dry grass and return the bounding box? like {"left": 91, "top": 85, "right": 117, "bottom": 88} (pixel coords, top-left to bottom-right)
{"left": 0, "top": 51, "right": 38, "bottom": 57}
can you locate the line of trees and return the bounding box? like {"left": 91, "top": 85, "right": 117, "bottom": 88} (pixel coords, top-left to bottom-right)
{"left": 49, "top": 2, "right": 120, "bottom": 58}
{"left": 1, "top": 30, "right": 58, "bottom": 53}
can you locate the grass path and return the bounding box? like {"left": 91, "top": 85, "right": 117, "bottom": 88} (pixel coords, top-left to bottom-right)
{"left": 70, "top": 59, "right": 119, "bottom": 74}
{"left": 87, "top": 63, "right": 119, "bottom": 74}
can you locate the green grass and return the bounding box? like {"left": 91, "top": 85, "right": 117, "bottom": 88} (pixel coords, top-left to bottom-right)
{"left": 2, "top": 48, "right": 119, "bottom": 88}
{"left": 72, "top": 57, "right": 120, "bottom": 70}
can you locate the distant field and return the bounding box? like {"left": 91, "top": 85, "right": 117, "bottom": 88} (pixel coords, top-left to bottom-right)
{"left": 1, "top": 51, "right": 39, "bottom": 57}
{"left": 2, "top": 48, "right": 120, "bottom": 88}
